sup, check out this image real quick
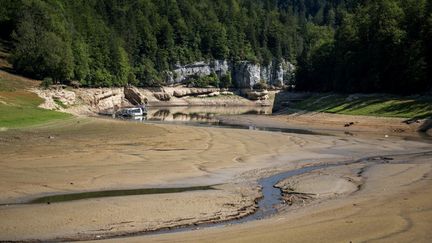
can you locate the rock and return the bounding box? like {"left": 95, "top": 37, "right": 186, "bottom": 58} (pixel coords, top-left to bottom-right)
{"left": 173, "top": 89, "right": 188, "bottom": 98}
{"left": 69, "top": 81, "right": 81, "bottom": 89}
{"left": 234, "top": 62, "right": 261, "bottom": 89}
{"left": 233, "top": 60, "right": 296, "bottom": 89}
{"left": 208, "top": 92, "right": 220, "bottom": 97}
{"left": 245, "top": 90, "right": 269, "bottom": 100}
{"left": 172, "top": 88, "right": 220, "bottom": 98}
{"left": 124, "top": 86, "right": 148, "bottom": 105}
{"left": 32, "top": 88, "right": 76, "bottom": 110}
{"left": 78, "top": 88, "right": 127, "bottom": 111}
{"left": 220, "top": 91, "right": 234, "bottom": 95}
{"left": 171, "top": 60, "right": 230, "bottom": 84}
{"left": 418, "top": 118, "right": 432, "bottom": 133}
{"left": 153, "top": 92, "right": 171, "bottom": 101}
{"left": 170, "top": 59, "right": 295, "bottom": 88}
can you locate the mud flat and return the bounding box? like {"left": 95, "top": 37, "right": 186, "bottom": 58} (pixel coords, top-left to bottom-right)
{"left": 98, "top": 151, "right": 432, "bottom": 243}
{"left": 218, "top": 110, "right": 430, "bottom": 138}
{"left": 0, "top": 115, "right": 431, "bottom": 242}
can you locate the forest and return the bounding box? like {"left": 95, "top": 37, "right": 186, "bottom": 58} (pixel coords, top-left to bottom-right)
{"left": 0, "top": 0, "right": 431, "bottom": 94}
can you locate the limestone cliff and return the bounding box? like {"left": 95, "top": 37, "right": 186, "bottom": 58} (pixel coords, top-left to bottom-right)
{"left": 166, "top": 59, "right": 295, "bottom": 89}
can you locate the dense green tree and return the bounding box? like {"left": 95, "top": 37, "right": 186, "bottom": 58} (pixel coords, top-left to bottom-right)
{"left": 1, "top": 0, "right": 430, "bottom": 93}
{"left": 296, "top": 0, "right": 432, "bottom": 94}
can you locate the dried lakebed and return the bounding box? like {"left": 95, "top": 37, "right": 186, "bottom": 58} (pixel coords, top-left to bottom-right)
{"left": 4, "top": 150, "right": 431, "bottom": 242}
{"left": 2, "top": 114, "right": 431, "bottom": 242}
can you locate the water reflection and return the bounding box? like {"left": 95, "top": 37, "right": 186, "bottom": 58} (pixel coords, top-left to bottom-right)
{"left": 137, "top": 106, "right": 272, "bottom": 123}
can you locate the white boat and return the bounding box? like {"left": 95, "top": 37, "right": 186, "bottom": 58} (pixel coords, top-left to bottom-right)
{"left": 118, "top": 107, "right": 147, "bottom": 117}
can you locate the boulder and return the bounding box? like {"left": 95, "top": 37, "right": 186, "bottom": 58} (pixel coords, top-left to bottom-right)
{"left": 220, "top": 91, "right": 234, "bottom": 95}
{"left": 245, "top": 90, "right": 269, "bottom": 100}
{"left": 69, "top": 80, "right": 81, "bottom": 89}
{"left": 153, "top": 92, "right": 171, "bottom": 101}
{"left": 207, "top": 92, "right": 220, "bottom": 97}
{"left": 173, "top": 89, "right": 189, "bottom": 98}
{"left": 124, "top": 86, "right": 148, "bottom": 105}
{"left": 172, "top": 88, "right": 220, "bottom": 98}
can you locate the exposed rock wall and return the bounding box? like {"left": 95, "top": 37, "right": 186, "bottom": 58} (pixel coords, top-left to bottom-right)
{"left": 234, "top": 60, "right": 295, "bottom": 89}
{"left": 168, "top": 60, "right": 230, "bottom": 84}
{"left": 167, "top": 59, "right": 295, "bottom": 89}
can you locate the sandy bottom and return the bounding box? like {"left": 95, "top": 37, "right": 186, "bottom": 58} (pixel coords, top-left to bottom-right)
{"left": 102, "top": 152, "right": 432, "bottom": 243}
{"left": 219, "top": 111, "right": 428, "bottom": 138}
{"left": 0, "top": 114, "right": 431, "bottom": 242}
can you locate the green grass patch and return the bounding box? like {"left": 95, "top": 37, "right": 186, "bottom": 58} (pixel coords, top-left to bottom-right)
{"left": 0, "top": 91, "right": 71, "bottom": 128}
{"left": 0, "top": 77, "right": 27, "bottom": 92}
{"left": 293, "top": 94, "right": 432, "bottom": 119}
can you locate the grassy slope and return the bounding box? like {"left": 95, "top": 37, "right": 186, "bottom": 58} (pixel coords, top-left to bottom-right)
{"left": 0, "top": 87, "right": 71, "bottom": 128}
{"left": 292, "top": 94, "right": 432, "bottom": 119}
{"left": 0, "top": 43, "right": 71, "bottom": 128}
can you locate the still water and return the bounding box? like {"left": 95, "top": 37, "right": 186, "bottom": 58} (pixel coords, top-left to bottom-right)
{"left": 132, "top": 106, "right": 272, "bottom": 123}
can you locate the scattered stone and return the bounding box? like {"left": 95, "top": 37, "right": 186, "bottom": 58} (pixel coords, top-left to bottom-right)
{"left": 344, "top": 122, "right": 355, "bottom": 127}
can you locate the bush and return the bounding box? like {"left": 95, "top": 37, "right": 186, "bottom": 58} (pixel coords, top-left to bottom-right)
{"left": 253, "top": 81, "right": 268, "bottom": 90}
{"left": 220, "top": 73, "right": 232, "bottom": 88}
{"left": 186, "top": 73, "right": 220, "bottom": 88}
{"left": 41, "top": 77, "right": 53, "bottom": 89}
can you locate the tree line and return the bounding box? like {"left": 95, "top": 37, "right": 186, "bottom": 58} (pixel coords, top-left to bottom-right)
{"left": 296, "top": 0, "right": 432, "bottom": 94}
{"left": 0, "top": 0, "right": 430, "bottom": 94}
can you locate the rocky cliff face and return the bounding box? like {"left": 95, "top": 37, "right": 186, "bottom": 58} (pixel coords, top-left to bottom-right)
{"left": 234, "top": 60, "right": 295, "bottom": 89}
{"left": 167, "top": 60, "right": 230, "bottom": 84}
{"left": 167, "top": 59, "right": 295, "bottom": 89}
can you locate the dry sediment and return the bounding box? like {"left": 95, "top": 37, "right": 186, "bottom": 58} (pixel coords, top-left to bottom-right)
{"left": 0, "top": 115, "right": 431, "bottom": 242}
